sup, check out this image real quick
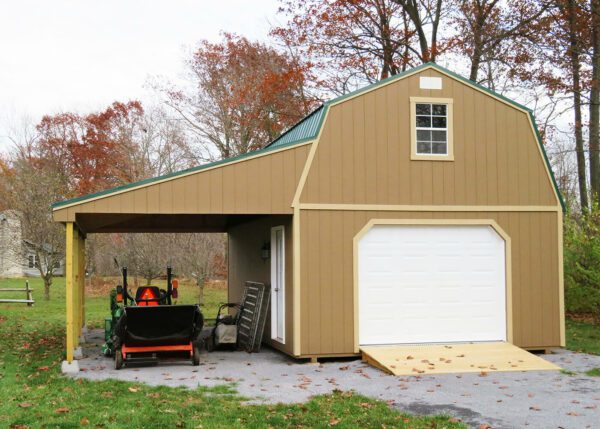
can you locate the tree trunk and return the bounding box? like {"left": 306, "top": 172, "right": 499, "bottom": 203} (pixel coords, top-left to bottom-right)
{"left": 590, "top": 0, "right": 600, "bottom": 202}
{"left": 44, "top": 277, "right": 51, "bottom": 301}
{"left": 197, "top": 276, "right": 206, "bottom": 306}
{"left": 568, "top": 0, "right": 589, "bottom": 211}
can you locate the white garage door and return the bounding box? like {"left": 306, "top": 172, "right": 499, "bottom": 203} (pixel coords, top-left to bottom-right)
{"left": 358, "top": 224, "right": 506, "bottom": 345}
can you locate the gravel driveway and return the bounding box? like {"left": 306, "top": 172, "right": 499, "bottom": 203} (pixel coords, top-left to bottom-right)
{"left": 73, "top": 331, "right": 600, "bottom": 429}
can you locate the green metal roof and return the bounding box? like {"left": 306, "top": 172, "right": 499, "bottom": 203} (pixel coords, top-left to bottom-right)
{"left": 53, "top": 62, "right": 565, "bottom": 212}
{"left": 267, "top": 105, "right": 326, "bottom": 148}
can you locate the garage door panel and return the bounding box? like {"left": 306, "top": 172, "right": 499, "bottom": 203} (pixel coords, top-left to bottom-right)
{"left": 359, "top": 224, "right": 507, "bottom": 345}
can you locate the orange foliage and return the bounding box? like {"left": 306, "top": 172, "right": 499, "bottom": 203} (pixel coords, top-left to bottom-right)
{"left": 36, "top": 101, "right": 144, "bottom": 195}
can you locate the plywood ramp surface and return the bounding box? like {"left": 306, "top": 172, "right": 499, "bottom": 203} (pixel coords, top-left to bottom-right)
{"left": 361, "top": 342, "right": 560, "bottom": 376}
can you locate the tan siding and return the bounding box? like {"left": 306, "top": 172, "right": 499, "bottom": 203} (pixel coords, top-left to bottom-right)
{"left": 53, "top": 144, "right": 311, "bottom": 221}
{"left": 228, "top": 215, "right": 294, "bottom": 355}
{"left": 299, "top": 210, "right": 561, "bottom": 356}
{"left": 299, "top": 69, "right": 558, "bottom": 207}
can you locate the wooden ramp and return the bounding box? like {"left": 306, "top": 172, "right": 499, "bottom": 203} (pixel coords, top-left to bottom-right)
{"left": 361, "top": 342, "right": 560, "bottom": 376}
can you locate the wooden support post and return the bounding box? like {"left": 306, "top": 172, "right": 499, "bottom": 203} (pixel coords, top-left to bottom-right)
{"left": 25, "top": 281, "right": 33, "bottom": 307}
{"left": 73, "top": 228, "right": 80, "bottom": 347}
{"left": 78, "top": 233, "right": 85, "bottom": 336}
{"left": 65, "top": 222, "right": 74, "bottom": 363}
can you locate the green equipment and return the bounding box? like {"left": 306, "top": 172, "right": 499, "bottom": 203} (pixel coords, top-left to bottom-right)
{"left": 103, "top": 266, "right": 204, "bottom": 369}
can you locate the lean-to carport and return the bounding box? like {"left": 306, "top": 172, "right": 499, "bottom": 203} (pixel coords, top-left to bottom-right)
{"left": 53, "top": 139, "right": 313, "bottom": 370}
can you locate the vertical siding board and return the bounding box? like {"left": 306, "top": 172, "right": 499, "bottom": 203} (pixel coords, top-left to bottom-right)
{"left": 364, "top": 93, "right": 378, "bottom": 204}
{"left": 283, "top": 150, "right": 296, "bottom": 210}
{"left": 271, "top": 153, "right": 285, "bottom": 212}
{"left": 308, "top": 211, "right": 321, "bottom": 354}
{"left": 386, "top": 81, "right": 400, "bottom": 203}
{"left": 528, "top": 213, "right": 543, "bottom": 344}
{"left": 329, "top": 108, "right": 343, "bottom": 203}
{"left": 353, "top": 98, "right": 367, "bottom": 204}
{"left": 210, "top": 169, "right": 223, "bottom": 213}
{"left": 197, "top": 172, "right": 211, "bottom": 212}
{"left": 341, "top": 102, "right": 355, "bottom": 204}
{"left": 474, "top": 93, "right": 488, "bottom": 204}
{"left": 233, "top": 161, "right": 248, "bottom": 213}
{"left": 171, "top": 177, "right": 186, "bottom": 213}
{"left": 222, "top": 165, "right": 235, "bottom": 213}
{"left": 258, "top": 156, "right": 271, "bottom": 211}
{"left": 506, "top": 110, "right": 520, "bottom": 205}
{"left": 452, "top": 79, "right": 465, "bottom": 204}
{"left": 342, "top": 212, "right": 354, "bottom": 351}
{"left": 485, "top": 96, "right": 499, "bottom": 205}
{"left": 397, "top": 79, "right": 411, "bottom": 203}
{"left": 540, "top": 213, "right": 553, "bottom": 345}
{"left": 319, "top": 211, "right": 333, "bottom": 353}
{"left": 496, "top": 105, "right": 509, "bottom": 204}
{"left": 300, "top": 211, "right": 310, "bottom": 354}
{"left": 463, "top": 84, "right": 477, "bottom": 205}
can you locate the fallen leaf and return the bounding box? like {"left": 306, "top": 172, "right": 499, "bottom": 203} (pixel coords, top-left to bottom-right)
{"left": 55, "top": 407, "right": 70, "bottom": 413}
{"left": 329, "top": 418, "right": 340, "bottom": 426}
{"left": 566, "top": 412, "right": 579, "bottom": 416}
{"left": 80, "top": 417, "right": 89, "bottom": 425}
{"left": 529, "top": 406, "right": 541, "bottom": 411}
{"left": 406, "top": 355, "right": 414, "bottom": 360}
{"left": 128, "top": 387, "right": 139, "bottom": 393}
{"left": 37, "top": 366, "right": 49, "bottom": 372}
{"left": 18, "top": 402, "right": 32, "bottom": 408}
{"left": 479, "top": 424, "right": 492, "bottom": 429}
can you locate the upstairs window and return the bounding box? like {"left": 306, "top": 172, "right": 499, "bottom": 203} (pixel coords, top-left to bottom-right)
{"left": 410, "top": 97, "right": 454, "bottom": 161}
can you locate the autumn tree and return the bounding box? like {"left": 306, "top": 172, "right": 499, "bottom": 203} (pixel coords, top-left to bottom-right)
{"left": 448, "top": 0, "right": 551, "bottom": 85}
{"left": 390, "top": 0, "right": 447, "bottom": 62}
{"left": 2, "top": 155, "right": 66, "bottom": 299}
{"left": 272, "top": 0, "right": 421, "bottom": 94}
{"left": 36, "top": 101, "right": 145, "bottom": 196}
{"left": 159, "top": 33, "right": 317, "bottom": 161}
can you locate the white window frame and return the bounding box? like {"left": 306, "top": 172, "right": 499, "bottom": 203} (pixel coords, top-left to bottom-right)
{"left": 410, "top": 97, "right": 454, "bottom": 161}
{"left": 270, "top": 225, "right": 285, "bottom": 344}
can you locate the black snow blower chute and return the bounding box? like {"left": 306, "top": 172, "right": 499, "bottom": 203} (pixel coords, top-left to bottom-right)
{"left": 103, "top": 266, "right": 204, "bottom": 369}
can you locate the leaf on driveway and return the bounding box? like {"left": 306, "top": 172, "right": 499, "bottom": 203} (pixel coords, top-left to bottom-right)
{"left": 529, "top": 406, "right": 541, "bottom": 411}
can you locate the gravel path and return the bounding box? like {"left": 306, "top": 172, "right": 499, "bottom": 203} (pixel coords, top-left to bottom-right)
{"left": 73, "top": 330, "right": 600, "bottom": 429}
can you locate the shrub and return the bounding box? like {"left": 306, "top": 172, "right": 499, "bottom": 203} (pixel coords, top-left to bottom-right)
{"left": 564, "top": 210, "right": 600, "bottom": 319}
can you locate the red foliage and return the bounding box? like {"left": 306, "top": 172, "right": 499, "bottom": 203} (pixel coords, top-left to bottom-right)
{"left": 36, "top": 101, "right": 144, "bottom": 195}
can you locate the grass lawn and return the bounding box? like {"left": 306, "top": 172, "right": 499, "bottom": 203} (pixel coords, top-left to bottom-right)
{"left": 566, "top": 318, "right": 600, "bottom": 356}
{"left": 0, "top": 277, "right": 465, "bottom": 429}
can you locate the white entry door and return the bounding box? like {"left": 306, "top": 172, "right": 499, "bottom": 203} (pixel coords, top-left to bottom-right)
{"left": 271, "top": 226, "right": 285, "bottom": 343}
{"left": 358, "top": 224, "right": 506, "bottom": 345}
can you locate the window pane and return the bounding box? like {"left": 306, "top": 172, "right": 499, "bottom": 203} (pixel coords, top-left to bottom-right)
{"left": 432, "top": 130, "right": 447, "bottom": 142}
{"left": 416, "top": 116, "right": 431, "bottom": 127}
{"left": 432, "top": 142, "right": 447, "bottom": 154}
{"left": 432, "top": 104, "right": 446, "bottom": 116}
{"left": 416, "top": 104, "right": 431, "bottom": 115}
{"left": 432, "top": 116, "right": 446, "bottom": 128}
{"left": 417, "top": 130, "right": 431, "bottom": 141}
{"left": 417, "top": 141, "right": 431, "bottom": 154}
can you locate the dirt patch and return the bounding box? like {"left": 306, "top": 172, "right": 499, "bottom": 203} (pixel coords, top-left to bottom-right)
{"left": 86, "top": 276, "right": 118, "bottom": 297}
{"left": 567, "top": 313, "right": 600, "bottom": 325}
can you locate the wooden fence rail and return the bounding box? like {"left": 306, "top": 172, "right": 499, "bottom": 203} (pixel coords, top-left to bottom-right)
{"left": 0, "top": 280, "right": 34, "bottom": 306}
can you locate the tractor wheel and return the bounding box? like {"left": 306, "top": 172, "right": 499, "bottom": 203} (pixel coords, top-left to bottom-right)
{"left": 192, "top": 345, "right": 201, "bottom": 366}
{"left": 115, "top": 348, "right": 124, "bottom": 370}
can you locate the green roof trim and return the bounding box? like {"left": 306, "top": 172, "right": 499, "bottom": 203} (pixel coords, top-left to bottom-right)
{"left": 53, "top": 62, "right": 565, "bottom": 213}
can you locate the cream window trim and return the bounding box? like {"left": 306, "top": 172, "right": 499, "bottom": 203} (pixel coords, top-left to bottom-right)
{"left": 410, "top": 97, "right": 454, "bottom": 161}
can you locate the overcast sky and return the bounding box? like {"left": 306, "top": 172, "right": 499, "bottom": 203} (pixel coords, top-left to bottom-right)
{"left": 0, "top": 0, "right": 280, "bottom": 151}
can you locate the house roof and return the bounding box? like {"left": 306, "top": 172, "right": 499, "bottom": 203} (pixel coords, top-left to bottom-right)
{"left": 52, "top": 62, "right": 565, "bottom": 212}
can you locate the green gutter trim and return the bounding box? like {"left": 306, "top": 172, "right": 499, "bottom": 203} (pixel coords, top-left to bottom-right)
{"left": 52, "top": 138, "right": 313, "bottom": 209}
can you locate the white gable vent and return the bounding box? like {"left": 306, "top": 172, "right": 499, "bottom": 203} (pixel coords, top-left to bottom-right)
{"left": 419, "top": 76, "right": 442, "bottom": 90}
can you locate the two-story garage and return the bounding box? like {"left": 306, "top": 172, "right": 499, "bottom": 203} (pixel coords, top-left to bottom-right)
{"left": 53, "top": 63, "right": 564, "bottom": 366}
